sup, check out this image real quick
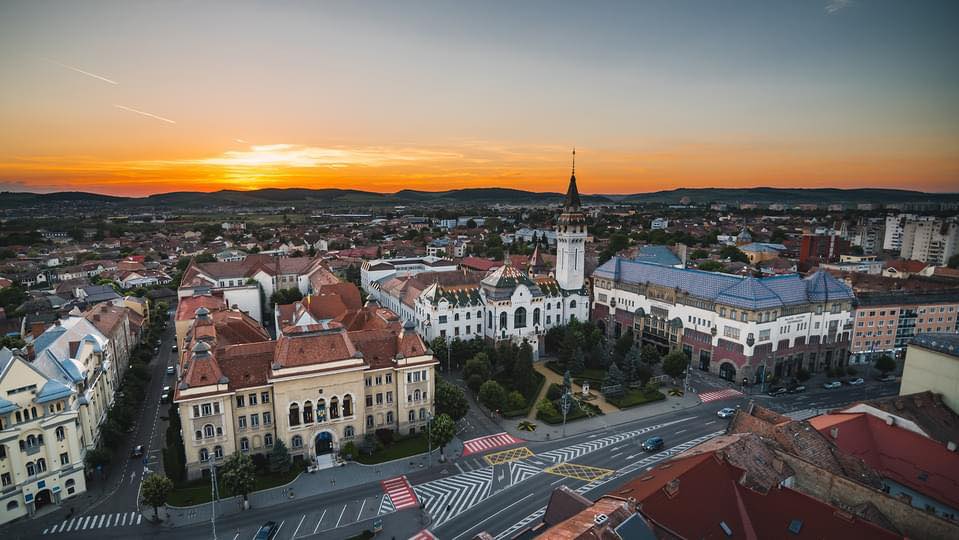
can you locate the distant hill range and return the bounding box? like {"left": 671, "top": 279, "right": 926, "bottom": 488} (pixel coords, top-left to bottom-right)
{"left": 1, "top": 186, "right": 956, "bottom": 209}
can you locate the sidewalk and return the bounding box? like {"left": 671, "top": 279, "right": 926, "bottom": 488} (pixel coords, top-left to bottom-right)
{"left": 152, "top": 439, "right": 465, "bottom": 528}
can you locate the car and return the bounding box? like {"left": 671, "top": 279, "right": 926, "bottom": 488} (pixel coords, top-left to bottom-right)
{"left": 166, "top": 366, "right": 175, "bottom": 376}
{"left": 160, "top": 392, "right": 170, "bottom": 403}
{"left": 878, "top": 374, "right": 897, "bottom": 382}
{"left": 642, "top": 436, "right": 664, "bottom": 452}
{"left": 823, "top": 381, "right": 842, "bottom": 389}
{"left": 171, "top": 345, "right": 178, "bottom": 352}
{"left": 849, "top": 377, "right": 865, "bottom": 385}
{"left": 254, "top": 521, "right": 278, "bottom": 540}
{"left": 787, "top": 385, "right": 806, "bottom": 393}
{"left": 767, "top": 387, "right": 787, "bottom": 396}
{"left": 162, "top": 385, "right": 171, "bottom": 393}
{"left": 125, "top": 424, "right": 136, "bottom": 434}
{"left": 717, "top": 407, "right": 736, "bottom": 418}
{"left": 130, "top": 445, "right": 144, "bottom": 458}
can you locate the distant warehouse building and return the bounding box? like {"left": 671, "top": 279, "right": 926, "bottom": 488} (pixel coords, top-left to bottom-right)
{"left": 592, "top": 259, "right": 855, "bottom": 384}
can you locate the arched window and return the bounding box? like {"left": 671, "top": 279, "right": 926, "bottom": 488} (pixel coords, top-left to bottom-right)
{"left": 386, "top": 411, "right": 394, "bottom": 424}
{"left": 414, "top": 389, "right": 421, "bottom": 401}
{"left": 7, "top": 500, "right": 18, "bottom": 511}
{"left": 533, "top": 308, "right": 541, "bottom": 325}
{"left": 65, "top": 478, "right": 76, "bottom": 494}
{"left": 292, "top": 435, "right": 303, "bottom": 448}
{"left": 302, "top": 400, "right": 314, "bottom": 424}
{"left": 514, "top": 307, "right": 527, "bottom": 328}
{"left": 499, "top": 312, "right": 508, "bottom": 330}
{"left": 15, "top": 411, "right": 21, "bottom": 423}
{"left": 488, "top": 312, "right": 493, "bottom": 328}
{"left": 343, "top": 395, "right": 353, "bottom": 417}
{"left": 0, "top": 444, "right": 6, "bottom": 459}
{"left": 570, "top": 300, "right": 577, "bottom": 309}
{"left": 199, "top": 448, "right": 209, "bottom": 462}
{"left": 203, "top": 424, "right": 214, "bottom": 438}
{"left": 344, "top": 426, "right": 354, "bottom": 438}
{"left": 216, "top": 426, "right": 223, "bottom": 436}
{"left": 408, "top": 410, "right": 415, "bottom": 423}
{"left": 289, "top": 403, "right": 301, "bottom": 426}
{"left": 265, "top": 433, "right": 274, "bottom": 447}
{"left": 26, "top": 462, "right": 36, "bottom": 476}
{"left": 37, "top": 458, "right": 46, "bottom": 472}
{"left": 55, "top": 426, "right": 65, "bottom": 441}
{"left": 195, "top": 430, "right": 203, "bottom": 441}
{"left": 316, "top": 398, "right": 327, "bottom": 422}
{"left": 26, "top": 434, "right": 37, "bottom": 447}
{"left": 240, "top": 438, "right": 250, "bottom": 452}
{"left": 213, "top": 446, "right": 223, "bottom": 459}
{"left": 419, "top": 408, "right": 427, "bottom": 420}
{"left": 329, "top": 397, "right": 340, "bottom": 419}
{"left": 366, "top": 415, "right": 374, "bottom": 428}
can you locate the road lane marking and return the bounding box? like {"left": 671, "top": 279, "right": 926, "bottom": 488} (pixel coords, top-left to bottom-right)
{"left": 544, "top": 462, "right": 614, "bottom": 482}
{"left": 484, "top": 446, "right": 534, "bottom": 466}
{"left": 704, "top": 420, "right": 716, "bottom": 425}
{"left": 455, "top": 462, "right": 465, "bottom": 474}
{"left": 356, "top": 498, "right": 367, "bottom": 521}
{"left": 232, "top": 534, "right": 238, "bottom": 540}
{"left": 610, "top": 451, "right": 624, "bottom": 459}
{"left": 550, "top": 477, "right": 566, "bottom": 485}
{"left": 137, "top": 513, "right": 142, "bottom": 525}
{"left": 335, "top": 504, "right": 347, "bottom": 528}
{"left": 674, "top": 429, "right": 687, "bottom": 435}
{"left": 292, "top": 514, "right": 305, "bottom": 538}
{"left": 314, "top": 509, "right": 326, "bottom": 534}
{"left": 274, "top": 520, "right": 285, "bottom": 538}
{"left": 450, "top": 493, "right": 535, "bottom": 540}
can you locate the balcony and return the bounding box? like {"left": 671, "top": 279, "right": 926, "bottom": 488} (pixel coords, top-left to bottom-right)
{"left": 23, "top": 444, "right": 43, "bottom": 456}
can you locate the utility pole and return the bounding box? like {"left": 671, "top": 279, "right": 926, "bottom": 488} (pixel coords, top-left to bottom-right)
{"left": 210, "top": 462, "right": 218, "bottom": 540}
{"left": 427, "top": 411, "right": 433, "bottom": 468}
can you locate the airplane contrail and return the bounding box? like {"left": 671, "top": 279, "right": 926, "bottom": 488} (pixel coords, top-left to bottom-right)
{"left": 44, "top": 58, "right": 118, "bottom": 85}
{"left": 114, "top": 104, "right": 176, "bottom": 124}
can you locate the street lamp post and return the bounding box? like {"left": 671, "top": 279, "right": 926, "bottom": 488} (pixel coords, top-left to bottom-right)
{"left": 210, "top": 461, "right": 218, "bottom": 540}
{"left": 427, "top": 411, "right": 434, "bottom": 468}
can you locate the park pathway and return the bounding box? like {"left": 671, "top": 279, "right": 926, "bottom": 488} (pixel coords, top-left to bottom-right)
{"left": 529, "top": 363, "right": 619, "bottom": 419}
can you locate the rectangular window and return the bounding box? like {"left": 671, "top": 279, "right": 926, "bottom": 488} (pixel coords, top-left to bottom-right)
{"left": 1, "top": 473, "right": 10, "bottom": 487}
{"left": 758, "top": 329, "right": 770, "bottom": 342}
{"left": 365, "top": 377, "right": 372, "bottom": 387}
{"left": 439, "top": 315, "right": 448, "bottom": 324}
{"left": 421, "top": 370, "right": 427, "bottom": 381}
{"left": 261, "top": 392, "right": 270, "bottom": 404}
{"left": 263, "top": 411, "right": 272, "bottom": 425}
{"left": 376, "top": 393, "right": 384, "bottom": 405}
{"left": 386, "top": 374, "right": 393, "bottom": 384}
{"left": 375, "top": 375, "right": 382, "bottom": 385}
{"left": 202, "top": 403, "right": 212, "bottom": 416}
{"left": 213, "top": 402, "right": 220, "bottom": 414}
{"left": 387, "top": 391, "right": 393, "bottom": 404}
{"left": 60, "top": 452, "right": 69, "bottom": 466}
{"left": 238, "top": 416, "right": 247, "bottom": 429}
{"left": 366, "top": 395, "right": 373, "bottom": 407}
{"left": 236, "top": 395, "right": 244, "bottom": 408}
{"left": 724, "top": 326, "right": 740, "bottom": 340}
{"left": 251, "top": 414, "right": 259, "bottom": 428}
{"left": 193, "top": 405, "right": 200, "bottom": 417}
{"left": 248, "top": 393, "right": 257, "bottom": 406}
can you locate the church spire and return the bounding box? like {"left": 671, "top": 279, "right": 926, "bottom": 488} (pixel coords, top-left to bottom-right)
{"left": 564, "top": 147, "right": 581, "bottom": 210}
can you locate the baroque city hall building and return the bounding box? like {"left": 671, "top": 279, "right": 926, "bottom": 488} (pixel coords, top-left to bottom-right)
{"left": 173, "top": 275, "right": 437, "bottom": 480}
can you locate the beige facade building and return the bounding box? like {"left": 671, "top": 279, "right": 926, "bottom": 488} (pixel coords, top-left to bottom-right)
{"left": 850, "top": 291, "right": 959, "bottom": 363}
{"left": 900, "top": 333, "right": 959, "bottom": 413}
{"left": 174, "top": 283, "right": 437, "bottom": 480}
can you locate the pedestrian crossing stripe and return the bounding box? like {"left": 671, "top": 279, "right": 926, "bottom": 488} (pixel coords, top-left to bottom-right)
{"left": 462, "top": 432, "right": 524, "bottom": 456}
{"left": 42, "top": 511, "right": 143, "bottom": 535}
{"left": 698, "top": 388, "right": 743, "bottom": 403}
{"left": 509, "top": 461, "right": 542, "bottom": 484}
{"left": 483, "top": 446, "right": 534, "bottom": 466}
{"left": 413, "top": 467, "right": 493, "bottom": 528}
{"left": 377, "top": 493, "right": 396, "bottom": 515}
{"left": 543, "top": 462, "right": 614, "bottom": 482}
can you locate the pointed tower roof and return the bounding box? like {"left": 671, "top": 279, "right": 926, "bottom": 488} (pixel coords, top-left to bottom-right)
{"left": 564, "top": 148, "right": 581, "bottom": 210}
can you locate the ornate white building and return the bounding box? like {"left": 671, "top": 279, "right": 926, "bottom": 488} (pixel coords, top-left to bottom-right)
{"left": 366, "top": 159, "right": 591, "bottom": 352}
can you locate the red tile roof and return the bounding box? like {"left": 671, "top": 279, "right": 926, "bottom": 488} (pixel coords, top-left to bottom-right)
{"left": 809, "top": 412, "right": 959, "bottom": 510}
{"left": 175, "top": 293, "right": 227, "bottom": 321}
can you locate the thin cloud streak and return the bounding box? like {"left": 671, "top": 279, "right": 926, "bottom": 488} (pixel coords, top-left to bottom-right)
{"left": 114, "top": 104, "right": 176, "bottom": 124}
{"left": 43, "top": 58, "right": 118, "bottom": 85}
{"left": 825, "top": 0, "right": 853, "bottom": 14}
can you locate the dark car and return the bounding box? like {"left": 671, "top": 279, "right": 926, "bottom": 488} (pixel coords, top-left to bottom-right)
{"left": 130, "top": 445, "right": 144, "bottom": 458}
{"left": 767, "top": 387, "right": 787, "bottom": 396}
{"left": 642, "top": 437, "right": 664, "bottom": 452}
{"left": 254, "top": 521, "right": 278, "bottom": 540}
{"left": 877, "top": 374, "right": 897, "bottom": 382}
{"left": 787, "top": 385, "right": 806, "bottom": 393}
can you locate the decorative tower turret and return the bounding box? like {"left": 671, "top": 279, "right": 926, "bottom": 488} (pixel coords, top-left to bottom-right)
{"left": 555, "top": 149, "right": 587, "bottom": 291}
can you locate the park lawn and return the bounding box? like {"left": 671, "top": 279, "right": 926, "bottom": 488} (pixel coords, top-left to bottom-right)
{"left": 355, "top": 434, "right": 429, "bottom": 465}
{"left": 537, "top": 400, "right": 603, "bottom": 425}
{"left": 605, "top": 389, "right": 666, "bottom": 409}
{"left": 166, "top": 466, "right": 302, "bottom": 507}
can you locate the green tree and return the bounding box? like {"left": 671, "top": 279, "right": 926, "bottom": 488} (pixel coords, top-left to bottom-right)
{"left": 270, "top": 287, "right": 303, "bottom": 306}
{"left": 690, "top": 249, "right": 709, "bottom": 260}
{"left": 429, "top": 413, "right": 456, "bottom": 458}
{"left": 537, "top": 397, "right": 558, "bottom": 418}
{"left": 435, "top": 379, "right": 469, "bottom": 421}
{"left": 513, "top": 341, "right": 535, "bottom": 396}
{"left": 697, "top": 260, "right": 724, "bottom": 272}
{"left": 604, "top": 362, "right": 625, "bottom": 388}
{"left": 875, "top": 355, "right": 897, "bottom": 375}
{"left": 269, "top": 438, "right": 292, "bottom": 473}
{"left": 0, "top": 335, "right": 26, "bottom": 349}
{"left": 641, "top": 345, "right": 661, "bottom": 365}
{"left": 569, "top": 347, "right": 585, "bottom": 374}
{"left": 478, "top": 380, "right": 508, "bottom": 412}
{"left": 662, "top": 350, "right": 689, "bottom": 379}
{"left": 84, "top": 447, "right": 112, "bottom": 472}
{"left": 506, "top": 391, "right": 526, "bottom": 411}
{"left": 719, "top": 245, "right": 748, "bottom": 263}
{"left": 140, "top": 473, "right": 174, "bottom": 520}
{"left": 221, "top": 452, "right": 256, "bottom": 508}
{"left": 613, "top": 329, "right": 634, "bottom": 362}
{"left": 948, "top": 253, "right": 959, "bottom": 269}
{"left": 464, "top": 354, "right": 491, "bottom": 392}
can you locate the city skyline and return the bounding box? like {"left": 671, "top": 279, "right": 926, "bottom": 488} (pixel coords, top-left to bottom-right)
{"left": 2, "top": 0, "right": 958, "bottom": 197}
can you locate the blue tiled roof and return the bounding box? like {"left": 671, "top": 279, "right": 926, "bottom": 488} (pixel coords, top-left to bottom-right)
{"left": 593, "top": 258, "right": 853, "bottom": 310}
{"left": 35, "top": 379, "right": 73, "bottom": 404}
{"left": 634, "top": 245, "right": 682, "bottom": 267}
{"left": 911, "top": 333, "right": 959, "bottom": 358}
{"left": 33, "top": 325, "right": 67, "bottom": 354}
{"left": 0, "top": 396, "right": 17, "bottom": 415}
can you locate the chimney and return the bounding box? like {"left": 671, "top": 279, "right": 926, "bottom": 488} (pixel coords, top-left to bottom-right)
{"left": 664, "top": 478, "right": 680, "bottom": 497}
{"left": 31, "top": 321, "right": 46, "bottom": 339}
{"left": 947, "top": 441, "right": 957, "bottom": 452}
{"left": 593, "top": 514, "right": 608, "bottom": 526}
{"left": 830, "top": 428, "right": 839, "bottom": 439}
{"left": 93, "top": 314, "right": 101, "bottom": 322}
{"left": 26, "top": 343, "right": 35, "bottom": 361}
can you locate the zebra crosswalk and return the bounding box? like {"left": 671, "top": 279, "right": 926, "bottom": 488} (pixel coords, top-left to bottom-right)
{"left": 43, "top": 511, "right": 143, "bottom": 535}
{"left": 414, "top": 467, "right": 492, "bottom": 527}
{"left": 536, "top": 420, "right": 686, "bottom": 463}
{"left": 509, "top": 461, "right": 542, "bottom": 484}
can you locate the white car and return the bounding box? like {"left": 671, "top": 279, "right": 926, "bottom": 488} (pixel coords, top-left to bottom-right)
{"left": 717, "top": 407, "right": 736, "bottom": 418}
{"left": 823, "top": 381, "right": 842, "bottom": 389}
{"left": 849, "top": 377, "right": 865, "bottom": 385}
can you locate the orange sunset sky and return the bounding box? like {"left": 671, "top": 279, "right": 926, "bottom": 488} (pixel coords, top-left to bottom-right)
{"left": 1, "top": 1, "right": 957, "bottom": 197}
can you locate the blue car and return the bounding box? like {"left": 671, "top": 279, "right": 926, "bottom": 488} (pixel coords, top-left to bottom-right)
{"left": 642, "top": 436, "right": 664, "bottom": 452}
